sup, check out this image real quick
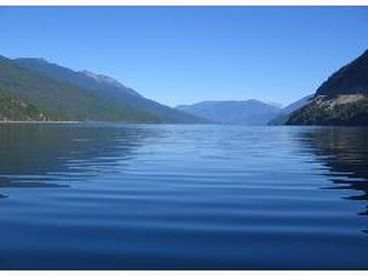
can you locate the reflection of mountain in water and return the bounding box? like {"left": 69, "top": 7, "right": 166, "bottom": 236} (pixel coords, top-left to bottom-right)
{"left": 300, "top": 127, "right": 368, "bottom": 218}
{"left": 0, "top": 123, "right": 155, "bottom": 198}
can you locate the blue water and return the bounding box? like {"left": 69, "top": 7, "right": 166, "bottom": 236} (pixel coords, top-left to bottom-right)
{"left": 0, "top": 123, "right": 367, "bottom": 269}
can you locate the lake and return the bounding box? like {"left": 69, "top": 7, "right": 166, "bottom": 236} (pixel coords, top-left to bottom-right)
{"left": 0, "top": 123, "right": 367, "bottom": 269}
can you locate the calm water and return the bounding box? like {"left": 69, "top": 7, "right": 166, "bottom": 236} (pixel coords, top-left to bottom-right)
{"left": 0, "top": 123, "right": 367, "bottom": 269}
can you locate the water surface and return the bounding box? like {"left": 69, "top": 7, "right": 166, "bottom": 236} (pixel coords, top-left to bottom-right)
{"left": 0, "top": 124, "right": 367, "bottom": 269}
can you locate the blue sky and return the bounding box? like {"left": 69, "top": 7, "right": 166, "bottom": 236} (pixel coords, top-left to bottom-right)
{"left": 0, "top": 6, "right": 367, "bottom": 107}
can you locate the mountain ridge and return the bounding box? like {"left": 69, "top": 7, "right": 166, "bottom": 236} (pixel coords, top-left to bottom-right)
{"left": 14, "top": 57, "right": 207, "bottom": 124}
{"left": 0, "top": 55, "right": 159, "bottom": 122}
{"left": 286, "top": 49, "right": 368, "bottom": 126}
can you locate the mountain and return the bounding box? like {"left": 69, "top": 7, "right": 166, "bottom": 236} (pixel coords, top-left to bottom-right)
{"left": 286, "top": 49, "right": 368, "bottom": 126}
{"left": 176, "top": 100, "right": 282, "bottom": 125}
{"left": 268, "top": 94, "right": 313, "bottom": 125}
{"left": 13, "top": 58, "right": 206, "bottom": 124}
{"left": 315, "top": 49, "right": 368, "bottom": 98}
{"left": 286, "top": 95, "right": 368, "bottom": 126}
{"left": 0, "top": 88, "right": 60, "bottom": 121}
{"left": 14, "top": 58, "right": 141, "bottom": 99}
{"left": 0, "top": 55, "right": 159, "bottom": 122}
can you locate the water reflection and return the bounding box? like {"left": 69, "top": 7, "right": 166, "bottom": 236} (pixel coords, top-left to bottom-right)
{"left": 0, "top": 123, "right": 156, "bottom": 198}
{"left": 300, "top": 127, "right": 368, "bottom": 219}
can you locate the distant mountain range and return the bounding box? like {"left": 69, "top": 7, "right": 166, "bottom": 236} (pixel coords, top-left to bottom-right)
{"left": 286, "top": 49, "right": 368, "bottom": 126}
{"left": 177, "top": 100, "right": 282, "bottom": 125}
{"left": 0, "top": 55, "right": 206, "bottom": 123}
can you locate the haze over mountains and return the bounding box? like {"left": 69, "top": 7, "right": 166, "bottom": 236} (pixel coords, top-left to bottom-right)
{"left": 177, "top": 100, "right": 282, "bottom": 125}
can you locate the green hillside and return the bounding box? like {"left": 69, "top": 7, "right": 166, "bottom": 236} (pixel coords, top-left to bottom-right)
{"left": 0, "top": 56, "right": 160, "bottom": 122}
{"left": 14, "top": 58, "right": 208, "bottom": 124}
{"left": 0, "top": 88, "right": 61, "bottom": 121}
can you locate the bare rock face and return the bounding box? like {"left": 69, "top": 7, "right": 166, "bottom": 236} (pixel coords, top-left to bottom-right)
{"left": 286, "top": 49, "right": 368, "bottom": 126}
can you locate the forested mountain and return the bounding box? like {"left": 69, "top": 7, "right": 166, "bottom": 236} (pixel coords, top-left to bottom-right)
{"left": 0, "top": 55, "right": 159, "bottom": 122}
{"left": 13, "top": 58, "right": 206, "bottom": 123}
{"left": 0, "top": 88, "right": 60, "bottom": 121}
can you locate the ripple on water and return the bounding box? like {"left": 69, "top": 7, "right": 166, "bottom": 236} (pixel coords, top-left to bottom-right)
{"left": 0, "top": 124, "right": 367, "bottom": 269}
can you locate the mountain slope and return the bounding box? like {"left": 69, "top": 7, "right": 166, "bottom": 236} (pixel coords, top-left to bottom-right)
{"left": 0, "top": 88, "right": 60, "bottom": 121}
{"left": 15, "top": 58, "right": 141, "bottom": 99}
{"left": 14, "top": 58, "right": 206, "bottom": 124}
{"left": 286, "top": 94, "right": 368, "bottom": 126}
{"left": 286, "top": 49, "right": 368, "bottom": 126}
{"left": 0, "top": 55, "right": 159, "bottom": 122}
{"left": 315, "top": 49, "right": 368, "bottom": 98}
{"left": 177, "top": 100, "right": 282, "bottom": 125}
{"left": 268, "top": 94, "right": 313, "bottom": 125}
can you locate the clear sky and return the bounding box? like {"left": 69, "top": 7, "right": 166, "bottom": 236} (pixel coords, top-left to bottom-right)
{"left": 0, "top": 6, "right": 367, "bottom": 107}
